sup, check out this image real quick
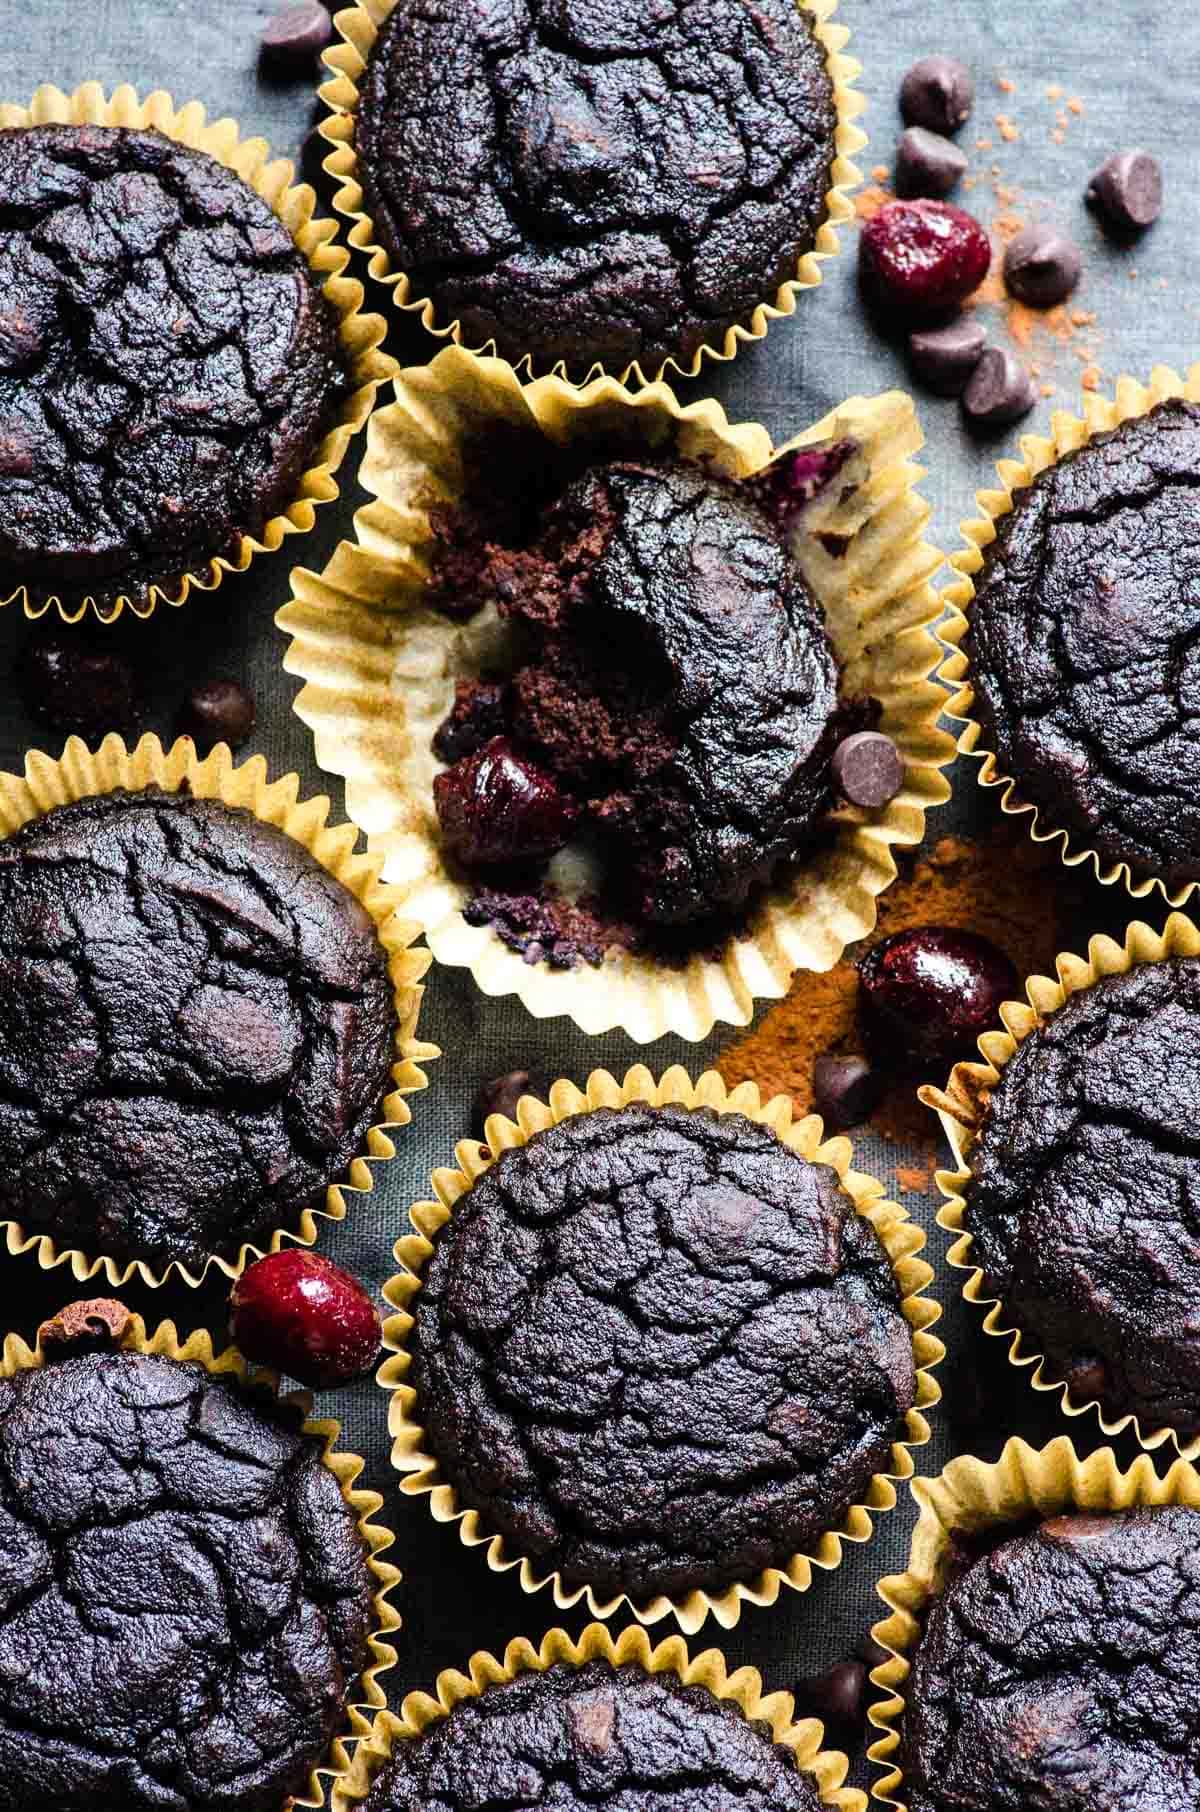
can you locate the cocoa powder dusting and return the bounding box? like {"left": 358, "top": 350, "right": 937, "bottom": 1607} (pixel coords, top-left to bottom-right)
{"left": 717, "top": 826, "right": 1088, "bottom": 1153}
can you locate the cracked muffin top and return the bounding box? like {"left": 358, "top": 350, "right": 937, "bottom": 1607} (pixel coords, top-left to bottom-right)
{"left": 902, "top": 1508, "right": 1200, "bottom": 1812}
{"left": 964, "top": 957, "right": 1200, "bottom": 1437}
{"left": 0, "top": 1347, "right": 373, "bottom": 1812}
{"left": 965, "top": 398, "right": 1200, "bottom": 888}
{"left": 0, "top": 123, "right": 343, "bottom": 612}
{"left": 353, "top": 0, "right": 837, "bottom": 373}
{"left": 409, "top": 1102, "right": 917, "bottom": 1603}
{"left": 0, "top": 787, "right": 396, "bottom": 1272}
{"left": 359, "top": 1658, "right": 825, "bottom": 1811}
{"left": 432, "top": 456, "right": 843, "bottom": 933}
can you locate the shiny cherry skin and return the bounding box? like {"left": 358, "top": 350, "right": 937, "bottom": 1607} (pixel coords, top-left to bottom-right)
{"left": 434, "top": 734, "right": 579, "bottom": 868}
{"left": 230, "top": 1250, "right": 382, "bottom": 1388}
{"left": 858, "top": 924, "right": 1017, "bottom": 1070}
{"left": 859, "top": 199, "right": 991, "bottom": 315}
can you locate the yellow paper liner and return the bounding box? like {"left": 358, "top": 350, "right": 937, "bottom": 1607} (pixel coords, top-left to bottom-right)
{"left": 939, "top": 362, "right": 1200, "bottom": 902}
{"left": 330, "top": 1621, "right": 866, "bottom": 1812}
{"left": 0, "top": 731, "right": 437, "bottom": 1289}
{"left": 865, "top": 1435, "right": 1200, "bottom": 1811}
{"left": 378, "top": 1063, "right": 944, "bottom": 1634}
{"left": 0, "top": 82, "right": 396, "bottom": 624}
{"left": 278, "top": 345, "right": 954, "bottom": 1043}
{"left": 317, "top": 0, "right": 866, "bottom": 385}
{"left": 0, "top": 1306, "right": 400, "bottom": 1812}
{"left": 919, "top": 908, "right": 1200, "bottom": 1463}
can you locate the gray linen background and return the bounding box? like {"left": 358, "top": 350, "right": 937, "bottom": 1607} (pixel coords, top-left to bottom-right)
{"left": 0, "top": 0, "right": 1192, "bottom": 1792}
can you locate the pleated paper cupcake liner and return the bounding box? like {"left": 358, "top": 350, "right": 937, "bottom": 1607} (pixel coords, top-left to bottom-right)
{"left": 378, "top": 1062, "right": 943, "bottom": 1635}
{"left": 0, "top": 732, "right": 436, "bottom": 1289}
{"left": 316, "top": 0, "right": 866, "bottom": 384}
{"left": 278, "top": 345, "right": 954, "bottom": 1043}
{"left": 330, "top": 1620, "right": 866, "bottom": 1812}
{"left": 865, "top": 1435, "right": 1200, "bottom": 1810}
{"left": 920, "top": 907, "right": 1200, "bottom": 1463}
{"left": 0, "top": 81, "right": 396, "bottom": 623}
{"left": 939, "top": 362, "right": 1200, "bottom": 901}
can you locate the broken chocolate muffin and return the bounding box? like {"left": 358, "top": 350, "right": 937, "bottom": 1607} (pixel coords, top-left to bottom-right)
{"left": 353, "top": 0, "right": 838, "bottom": 374}
{"left": 0, "top": 123, "right": 344, "bottom": 612}
{"left": 431, "top": 454, "right": 845, "bottom": 957}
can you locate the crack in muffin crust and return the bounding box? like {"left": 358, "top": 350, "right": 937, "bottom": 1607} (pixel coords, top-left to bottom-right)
{"left": 0, "top": 1350, "right": 372, "bottom": 1812}
{"left": 354, "top": 0, "right": 837, "bottom": 371}
{"left": 0, "top": 124, "right": 343, "bottom": 610}
{"left": 0, "top": 788, "right": 396, "bottom": 1272}
{"left": 411, "top": 1103, "right": 917, "bottom": 1602}
{"left": 358, "top": 1659, "right": 825, "bottom": 1811}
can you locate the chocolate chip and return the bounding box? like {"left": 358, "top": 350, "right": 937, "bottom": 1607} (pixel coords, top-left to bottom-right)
{"left": 260, "top": 2, "right": 333, "bottom": 71}
{"left": 899, "top": 56, "right": 974, "bottom": 136}
{"left": 1087, "top": 149, "right": 1163, "bottom": 233}
{"left": 1041, "top": 1513, "right": 1113, "bottom": 1544}
{"left": 962, "top": 347, "right": 1038, "bottom": 429}
{"left": 1002, "top": 225, "right": 1082, "bottom": 307}
{"left": 792, "top": 1661, "right": 867, "bottom": 1741}
{"left": 832, "top": 730, "right": 905, "bottom": 808}
{"left": 908, "top": 316, "right": 987, "bottom": 396}
{"left": 812, "top": 1054, "right": 883, "bottom": 1132}
{"left": 39, "top": 1298, "right": 133, "bottom": 1357}
{"left": 1065, "top": 1355, "right": 1109, "bottom": 1403}
{"left": 17, "top": 636, "right": 141, "bottom": 741}
{"left": 473, "top": 1069, "right": 543, "bottom": 1140}
{"left": 855, "top": 1634, "right": 892, "bottom": 1672}
{"left": 895, "top": 126, "right": 968, "bottom": 199}
{"left": 178, "top": 679, "right": 256, "bottom": 751}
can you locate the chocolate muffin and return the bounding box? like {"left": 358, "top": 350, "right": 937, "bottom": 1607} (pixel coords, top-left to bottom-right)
{"left": 0, "top": 787, "right": 396, "bottom": 1272}
{"left": 0, "top": 123, "right": 344, "bottom": 612}
{"left": 358, "top": 1659, "right": 825, "bottom": 1811}
{"left": 353, "top": 0, "right": 838, "bottom": 373}
{"left": 965, "top": 398, "right": 1200, "bottom": 888}
{"left": 0, "top": 1346, "right": 374, "bottom": 1812}
{"left": 902, "top": 1508, "right": 1200, "bottom": 1812}
{"left": 409, "top": 1103, "right": 918, "bottom": 1603}
{"left": 964, "top": 956, "right": 1200, "bottom": 1435}
{"left": 431, "top": 455, "right": 844, "bottom": 951}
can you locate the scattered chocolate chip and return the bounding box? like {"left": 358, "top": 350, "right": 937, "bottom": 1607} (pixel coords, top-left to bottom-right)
{"left": 178, "top": 679, "right": 257, "bottom": 751}
{"left": 260, "top": 2, "right": 333, "bottom": 71}
{"left": 792, "top": 1660, "right": 867, "bottom": 1742}
{"left": 17, "top": 636, "right": 140, "bottom": 741}
{"left": 962, "top": 347, "right": 1038, "bottom": 429}
{"left": 39, "top": 1298, "right": 133, "bottom": 1356}
{"left": 1040, "top": 1513, "right": 1113, "bottom": 1544}
{"left": 812, "top": 1054, "right": 883, "bottom": 1132}
{"left": 899, "top": 56, "right": 974, "bottom": 136}
{"left": 894, "top": 126, "right": 968, "bottom": 199}
{"left": 1002, "top": 224, "right": 1082, "bottom": 307}
{"left": 831, "top": 730, "right": 905, "bottom": 809}
{"left": 473, "top": 1069, "right": 544, "bottom": 1140}
{"left": 1087, "top": 148, "right": 1163, "bottom": 233}
{"left": 908, "top": 316, "right": 987, "bottom": 396}
{"left": 855, "top": 1634, "right": 892, "bottom": 1673}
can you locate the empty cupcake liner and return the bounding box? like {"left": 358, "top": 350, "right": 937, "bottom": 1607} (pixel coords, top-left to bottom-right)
{"left": 4, "top": 1300, "right": 401, "bottom": 1812}
{"left": 317, "top": 0, "right": 866, "bottom": 385}
{"left": 939, "top": 362, "right": 1200, "bottom": 902}
{"left": 278, "top": 345, "right": 954, "bottom": 1043}
{"left": 330, "top": 1621, "right": 865, "bottom": 1812}
{"left": 865, "top": 1434, "right": 1200, "bottom": 1810}
{"left": 920, "top": 907, "right": 1200, "bottom": 1463}
{"left": 0, "top": 731, "right": 437, "bottom": 1290}
{"left": 377, "top": 1062, "right": 943, "bottom": 1636}
{"left": 0, "top": 81, "right": 396, "bottom": 624}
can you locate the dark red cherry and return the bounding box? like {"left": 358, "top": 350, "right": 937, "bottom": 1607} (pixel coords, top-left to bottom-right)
{"left": 858, "top": 925, "right": 1017, "bottom": 1070}
{"left": 230, "top": 1250, "right": 381, "bottom": 1388}
{"left": 434, "top": 735, "right": 579, "bottom": 869}
{"left": 859, "top": 199, "right": 991, "bottom": 315}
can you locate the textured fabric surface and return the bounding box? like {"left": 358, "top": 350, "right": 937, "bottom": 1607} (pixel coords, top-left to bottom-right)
{"left": 0, "top": 1, "right": 1190, "bottom": 1794}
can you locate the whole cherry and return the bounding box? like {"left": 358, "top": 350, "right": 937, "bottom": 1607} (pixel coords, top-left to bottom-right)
{"left": 434, "top": 735, "right": 579, "bottom": 869}
{"left": 859, "top": 199, "right": 991, "bottom": 316}
{"left": 230, "top": 1250, "right": 382, "bottom": 1388}
{"left": 858, "top": 925, "right": 1017, "bottom": 1071}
